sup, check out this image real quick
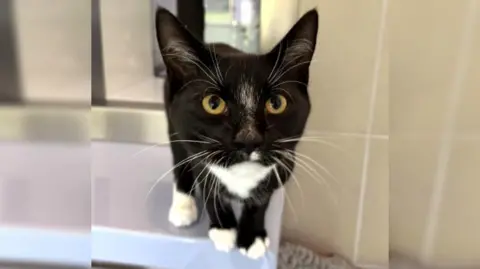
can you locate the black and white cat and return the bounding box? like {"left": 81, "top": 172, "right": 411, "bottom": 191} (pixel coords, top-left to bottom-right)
{"left": 155, "top": 7, "right": 318, "bottom": 259}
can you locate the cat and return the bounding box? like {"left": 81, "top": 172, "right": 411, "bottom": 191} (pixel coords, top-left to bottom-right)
{"left": 155, "top": 7, "right": 318, "bottom": 260}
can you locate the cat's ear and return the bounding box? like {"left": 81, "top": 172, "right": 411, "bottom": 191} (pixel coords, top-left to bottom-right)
{"left": 155, "top": 8, "right": 207, "bottom": 77}
{"left": 266, "top": 9, "right": 318, "bottom": 79}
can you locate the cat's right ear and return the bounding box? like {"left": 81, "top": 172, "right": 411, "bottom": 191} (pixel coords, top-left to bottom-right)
{"left": 265, "top": 9, "right": 319, "bottom": 81}
{"left": 155, "top": 8, "right": 207, "bottom": 77}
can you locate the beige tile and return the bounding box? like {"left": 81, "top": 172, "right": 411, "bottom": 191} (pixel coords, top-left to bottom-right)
{"left": 305, "top": 0, "right": 385, "bottom": 133}
{"left": 390, "top": 136, "right": 442, "bottom": 256}
{"left": 283, "top": 136, "right": 367, "bottom": 261}
{"left": 372, "top": 32, "right": 389, "bottom": 136}
{"left": 390, "top": 0, "right": 470, "bottom": 135}
{"left": 456, "top": 18, "right": 480, "bottom": 136}
{"left": 430, "top": 140, "right": 480, "bottom": 266}
{"left": 390, "top": 1, "right": 479, "bottom": 265}
{"left": 356, "top": 139, "right": 389, "bottom": 266}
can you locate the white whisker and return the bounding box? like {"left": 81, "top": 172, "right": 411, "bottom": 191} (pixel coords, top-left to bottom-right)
{"left": 271, "top": 80, "right": 309, "bottom": 89}
{"left": 213, "top": 171, "right": 222, "bottom": 226}
{"left": 272, "top": 166, "right": 299, "bottom": 224}
{"left": 178, "top": 78, "right": 220, "bottom": 93}
{"left": 270, "top": 60, "right": 317, "bottom": 85}
{"left": 162, "top": 44, "right": 219, "bottom": 85}
{"left": 210, "top": 45, "right": 224, "bottom": 85}
{"left": 144, "top": 150, "right": 209, "bottom": 203}
{"left": 285, "top": 149, "right": 338, "bottom": 185}
{"left": 198, "top": 134, "right": 221, "bottom": 144}
{"left": 189, "top": 164, "right": 210, "bottom": 196}
{"left": 131, "top": 144, "right": 159, "bottom": 158}
{"left": 278, "top": 150, "right": 338, "bottom": 205}
{"left": 131, "top": 139, "right": 212, "bottom": 158}
{"left": 189, "top": 151, "right": 222, "bottom": 195}
{"left": 162, "top": 52, "right": 217, "bottom": 83}
{"left": 267, "top": 42, "right": 283, "bottom": 82}
{"left": 272, "top": 87, "right": 293, "bottom": 100}
{"left": 277, "top": 137, "right": 346, "bottom": 153}
{"left": 272, "top": 156, "right": 305, "bottom": 209}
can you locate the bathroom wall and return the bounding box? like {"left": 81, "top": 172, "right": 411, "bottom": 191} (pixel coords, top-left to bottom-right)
{"left": 390, "top": 0, "right": 480, "bottom": 267}
{"left": 286, "top": 0, "right": 479, "bottom": 268}
{"left": 281, "top": 0, "right": 389, "bottom": 267}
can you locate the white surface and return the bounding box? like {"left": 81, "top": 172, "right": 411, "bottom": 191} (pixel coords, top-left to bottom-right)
{"left": 0, "top": 141, "right": 285, "bottom": 268}
{"left": 0, "top": 142, "right": 90, "bottom": 266}
{"left": 0, "top": 227, "right": 89, "bottom": 266}
{"left": 92, "top": 141, "right": 285, "bottom": 269}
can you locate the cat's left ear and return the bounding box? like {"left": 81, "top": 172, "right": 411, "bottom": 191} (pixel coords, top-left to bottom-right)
{"left": 266, "top": 9, "right": 319, "bottom": 79}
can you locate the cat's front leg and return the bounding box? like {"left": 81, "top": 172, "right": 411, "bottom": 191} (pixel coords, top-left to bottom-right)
{"left": 205, "top": 196, "right": 238, "bottom": 252}
{"left": 168, "top": 184, "right": 198, "bottom": 227}
{"left": 236, "top": 198, "right": 271, "bottom": 259}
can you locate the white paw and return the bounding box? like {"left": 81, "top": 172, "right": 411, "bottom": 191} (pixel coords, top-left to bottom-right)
{"left": 239, "top": 237, "right": 270, "bottom": 260}
{"left": 208, "top": 228, "right": 237, "bottom": 252}
{"left": 168, "top": 196, "right": 198, "bottom": 227}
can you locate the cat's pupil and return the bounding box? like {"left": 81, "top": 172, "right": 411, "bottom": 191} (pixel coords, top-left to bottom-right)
{"left": 209, "top": 95, "right": 221, "bottom": 109}
{"left": 271, "top": 96, "right": 282, "bottom": 109}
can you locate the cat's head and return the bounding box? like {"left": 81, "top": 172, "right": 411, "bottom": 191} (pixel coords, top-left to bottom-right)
{"left": 156, "top": 8, "right": 318, "bottom": 173}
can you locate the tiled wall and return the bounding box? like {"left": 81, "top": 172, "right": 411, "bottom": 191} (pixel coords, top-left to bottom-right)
{"left": 282, "top": 0, "right": 389, "bottom": 267}
{"left": 390, "top": 0, "right": 480, "bottom": 267}
{"left": 282, "top": 0, "right": 479, "bottom": 268}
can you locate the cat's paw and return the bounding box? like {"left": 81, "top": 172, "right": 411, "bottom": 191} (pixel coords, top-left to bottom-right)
{"left": 208, "top": 228, "right": 237, "bottom": 252}
{"left": 237, "top": 230, "right": 270, "bottom": 259}
{"left": 168, "top": 195, "right": 198, "bottom": 227}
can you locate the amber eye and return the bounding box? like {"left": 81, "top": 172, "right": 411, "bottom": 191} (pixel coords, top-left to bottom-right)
{"left": 266, "top": 94, "right": 287, "bottom": 114}
{"left": 202, "top": 94, "right": 227, "bottom": 115}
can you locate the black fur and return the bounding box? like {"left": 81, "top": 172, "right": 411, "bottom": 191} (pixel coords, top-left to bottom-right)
{"left": 156, "top": 7, "right": 318, "bottom": 252}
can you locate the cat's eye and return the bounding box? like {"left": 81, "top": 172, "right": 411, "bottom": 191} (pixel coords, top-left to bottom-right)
{"left": 266, "top": 94, "right": 288, "bottom": 114}
{"left": 202, "top": 94, "right": 227, "bottom": 115}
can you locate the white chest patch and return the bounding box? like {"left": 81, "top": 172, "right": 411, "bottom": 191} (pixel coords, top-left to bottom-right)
{"left": 208, "top": 162, "right": 275, "bottom": 199}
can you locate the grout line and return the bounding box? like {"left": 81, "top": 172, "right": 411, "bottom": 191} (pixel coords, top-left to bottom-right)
{"left": 356, "top": 264, "right": 388, "bottom": 269}
{"left": 421, "top": 0, "right": 478, "bottom": 262}
{"left": 352, "top": 0, "right": 389, "bottom": 263}
{"left": 391, "top": 133, "right": 480, "bottom": 140}
{"left": 304, "top": 131, "right": 389, "bottom": 140}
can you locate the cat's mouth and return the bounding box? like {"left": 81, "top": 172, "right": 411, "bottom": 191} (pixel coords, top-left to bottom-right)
{"left": 234, "top": 150, "right": 262, "bottom": 163}
{"left": 249, "top": 151, "right": 261, "bottom": 161}
{"left": 223, "top": 149, "right": 277, "bottom": 168}
{"left": 200, "top": 148, "right": 279, "bottom": 168}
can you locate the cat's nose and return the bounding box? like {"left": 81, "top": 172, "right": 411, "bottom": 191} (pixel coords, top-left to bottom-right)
{"left": 234, "top": 127, "right": 263, "bottom": 153}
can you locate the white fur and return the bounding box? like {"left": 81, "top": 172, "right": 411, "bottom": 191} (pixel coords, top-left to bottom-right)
{"left": 283, "top": 39, "right": 314, "bottom": 64}
{"left": 164, "top": 41, "right": 199, "bottom": 64}
{"left": 207, "top": 161, "right": 275, "bottom": 199}
{"left": 250, "top": 151, "right": 260, "bottom": 161}
{"left": 208, "top": 228, "right": 237, "bottom": 252}
{"left": 168, "top": 185, "right": 198, "bottom": 227}
{"left": 239, "top": 77, "right": 256, "bottom": 112}
{"left": 239, "top": 237, "right": 270, "bottom": 259}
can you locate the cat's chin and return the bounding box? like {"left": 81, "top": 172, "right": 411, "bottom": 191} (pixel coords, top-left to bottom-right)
{"left": 207, "top": 161, "right": 275, "bottom": 199}
{"left": 249, "top": 151, "right": 261, "bottom": 161}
